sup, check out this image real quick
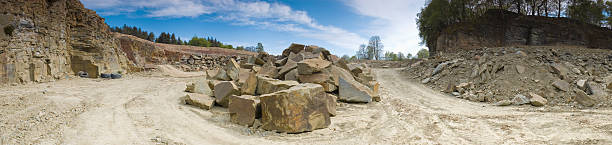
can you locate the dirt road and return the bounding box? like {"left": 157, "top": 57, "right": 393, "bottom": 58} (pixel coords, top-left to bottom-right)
{"left": 1, "top": 68, "right": 611, "bottom": 144}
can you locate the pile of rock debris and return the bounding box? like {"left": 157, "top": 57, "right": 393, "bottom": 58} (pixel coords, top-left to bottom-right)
{"left": 183, "top": 43, "right": 380, "bottom": 133}
{"left": 403, "top": 46, "right": 612, "bottom": 108}
{"left": 173, "top": 55, "right": 246, "bottom": 72}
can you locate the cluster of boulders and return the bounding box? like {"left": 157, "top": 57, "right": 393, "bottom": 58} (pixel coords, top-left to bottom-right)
{"left": 174, "top": 55, "right": 246, "bottom": 72}
{"left": 404, "top": 47, "right": 612, "bottom": 108}
{"left": 183, "top": 43, "right": 380, "bottom": 133}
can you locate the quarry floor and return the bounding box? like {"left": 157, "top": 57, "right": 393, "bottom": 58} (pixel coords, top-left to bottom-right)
{"left": 1, "top": 68, "right": 612, "bottom": 144}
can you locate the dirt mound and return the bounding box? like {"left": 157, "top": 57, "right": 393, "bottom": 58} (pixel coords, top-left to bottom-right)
{"left": 403, "top": 46, "right": 612, "bottom": 108}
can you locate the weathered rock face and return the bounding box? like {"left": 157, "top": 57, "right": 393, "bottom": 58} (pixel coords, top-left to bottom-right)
{"left": 0, "top": 0, "right": 130, "bottom": 85}
{"left": 260, "top": 83, "right": 331, "bottom": 133}
{"left": 434, "top": 9, "right": 612, "bottom": 56}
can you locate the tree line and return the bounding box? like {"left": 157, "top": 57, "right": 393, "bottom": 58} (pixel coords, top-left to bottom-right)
{"left": 110, "top": 24, "right": 264, "bottom": 52}
{"left": 347, "top": 36, "right": 430, "bottom": 61}
{"left": 417, "top": 0, "right": 612, "bottom": 56}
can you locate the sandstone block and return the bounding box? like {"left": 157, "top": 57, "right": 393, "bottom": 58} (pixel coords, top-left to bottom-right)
{"left": 185, "top": 80, "right": 213, "bottom": 96}
{"left": 226, "top": 58, "right": 240, "bottom": 81}
{"left": 185, "top": 93, "right": 215, "bottom": 110}
{"left": 282, "top": 43, "right": 305, "bottom": 57}
{"left": 260, "top": 83, "right": 331, "bottom": 133}
{"left": 297, "top": 59, "right": 331, "bottom": 75}
{"left": 278, "top": 59, "right": 297, "bottom": 77}
{"left": 528, "top": 93, "right": 547, "bottom": 107}
{"left": 229, "top": 95, "right": 260, "bottom": 127}
{"left": 552, "top": 80, "right": 570, "bottom": 92}
{"left": 241, "top": 71, "right": 258, "bottom": 95}
{"left": 256, "top": 76, "right": 299, "bottom": 95}
{"left": 338, "top": 77, "right": 373, "bottom": 103}
{"left": 214, "top": 81, "right": 240, "bottom": 107}
{"left": 575, "top": 89, "right": 596, "bottom": 107}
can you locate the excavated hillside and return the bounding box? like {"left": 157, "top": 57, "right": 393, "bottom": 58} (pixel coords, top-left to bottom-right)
{"left": 0, "top": 0, "right": 257, "bottom": 85}
{"left": 434, "top": 9, "right": 612, "bottom": 55}
{"left": 0, "top": 0, "right": 130, "bottom": 85}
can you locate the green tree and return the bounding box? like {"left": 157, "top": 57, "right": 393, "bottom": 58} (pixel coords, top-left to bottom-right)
{"left": 188, "top": 36, "right": 210, "bottom": 47}
{"left": 417, "top": 49, "right": 430, "bottom": 59}
{"left": 256, "top": 43, "right": 264, "bottom": 53}
{"left": 236, "top": 46, "right": 245, "bottom": 50}
{"left": 367, "top": 36, "right": 383, "bottom": 60}
{"left": 356, "top": 44, "right": 367, "bottom": 60}
{"left": 567, "top": 0, "right": 605, "bottom": 26}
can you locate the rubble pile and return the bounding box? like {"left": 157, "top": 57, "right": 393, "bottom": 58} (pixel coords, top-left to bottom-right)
{"left": 403, "top": 46, "right": 612, "bottom": 108}
{"left": 183, "top": 43, "right": 380, "bottom": 133}
{"left": 173, "top": 55, "right": 246, "bottom": 72}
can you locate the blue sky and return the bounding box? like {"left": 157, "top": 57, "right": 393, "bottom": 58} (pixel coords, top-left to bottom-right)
{"left": 82, "top": 0, "right": 428, "bottom": 56}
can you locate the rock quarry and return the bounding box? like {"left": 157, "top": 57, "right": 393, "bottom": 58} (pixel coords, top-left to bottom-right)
{"left": 183, "top": 43, "right": 380, "bottom": 133}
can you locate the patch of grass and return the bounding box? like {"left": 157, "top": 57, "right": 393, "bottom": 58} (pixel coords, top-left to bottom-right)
{"left": 3, "top": 25, "right": 14, "bottom": 36}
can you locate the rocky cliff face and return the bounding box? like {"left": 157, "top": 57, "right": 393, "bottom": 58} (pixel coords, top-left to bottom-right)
{"left": 435, "top": 9, "right": 612, "bottom": 55}
{"left": 0, "top": 0, "right": 129, "bottom": 85}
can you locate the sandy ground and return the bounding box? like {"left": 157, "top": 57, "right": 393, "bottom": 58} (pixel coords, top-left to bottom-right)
{"left": 1, "top": 67, "right": 612, "bottom": 144}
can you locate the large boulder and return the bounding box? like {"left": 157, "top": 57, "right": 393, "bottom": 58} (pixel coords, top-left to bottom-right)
{"left": 284, "top": 69, "right": 299, "bottom": 81}
{"left": 257, "top": 62, "right": 278, "bottom": 79}
{"left": 575, "top": 89, "right": 596, "bottom": 107}
{"left": 241, "top": 71, "right": 258, "bottom": 95}
{"left": 185, "top": 93, "right": 215, "bottom": 110}
{"left": 185, "top": 80, "right": 213, "bottom": 96}
{"left": 214, "top": 81, "right": 240, "bottom": 107}
{"left": 256, "top": 76, "right": 299, "bottom": 95}
{"left": 226, "top": 58, "right": 241, "bottom": 81}
{"left": 338, "top": 77, "right": 373, "bottom": 103}
{"left": 229, "top": 95, "right": 261, "bottom": 127}
{"left": 327, "top": 65, "right": 356, "bottom": 86}
{"left": 333, "top": 59, "right": 350, "bottom": 71}
{"left": 347, "top": 64, "right": 364, "bottom": 76}
{"left": 288, "top": 52, "right": 304, "bottom": 62}
{"left": 326, "top": 94, "right": 338, "bottom": 116}
{"left": 278, "top": 59, "right": 298, "bottom": 78}
{"left": 528, "top": 93, "right": 547, "bottom": 107}
{"left": 607, "top": 82, "right": 612, "bottom": 90}
{"left": 237, "top": 68, "right": 251, "bottom": 86}
{"left": 260, "top": 83, "right": 331, "bottom": 133}
{"left": 552, "top": 80, "right": 570, "bottom": 92}
{"left": 297, "top": 59, "right": 331, "bottom": 75}
{"left": 298, "top": 73, "right": 336, "bottom": 92}
{"left": 282, "top": 43, "right": 306, "bottom": 57}
{"left": 550, "top": 63, "right": 569, "bottom": 79}
{"left": 214, "top": 69, "right": 231, "bottom": 81}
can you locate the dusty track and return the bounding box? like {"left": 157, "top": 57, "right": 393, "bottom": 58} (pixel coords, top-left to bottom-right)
{"left": 1, "top": 68, "right": 611, "bottom": 144}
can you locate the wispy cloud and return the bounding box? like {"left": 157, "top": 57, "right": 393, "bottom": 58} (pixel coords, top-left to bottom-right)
{"left": 82, "top": 0, "right": 365, "bottom": 54}
{"left": 343, "top": 0, "right": 427, "bottom": 55}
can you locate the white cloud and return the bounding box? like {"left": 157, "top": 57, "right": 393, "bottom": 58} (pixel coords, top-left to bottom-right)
{"left": 344, "top": 0, "right": 427, "bottom": 56}
{"left": 81, "top": 0, "right": 366, "bottom": 55}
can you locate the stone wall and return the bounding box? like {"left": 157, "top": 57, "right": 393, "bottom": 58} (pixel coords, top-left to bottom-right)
{"left": 434, "top": 9, "right": 612, "bottom": 56}
{"left": 0, "top": 0, "right": 129, "bottom": 85}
